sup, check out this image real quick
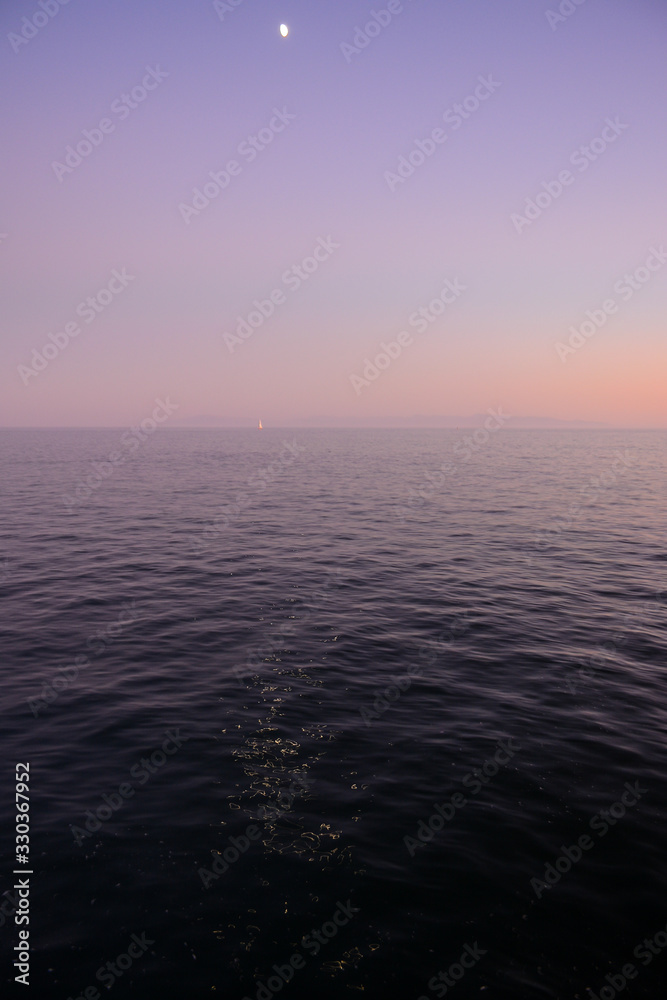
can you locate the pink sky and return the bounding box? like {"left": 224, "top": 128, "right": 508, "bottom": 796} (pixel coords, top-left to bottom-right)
{"left": 1, "top": 0, "right": 666, "bottom": 427}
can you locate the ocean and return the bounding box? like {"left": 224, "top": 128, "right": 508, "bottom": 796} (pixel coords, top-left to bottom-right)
{"left": 1, "top": 427, "right": 665, "bottom": 999}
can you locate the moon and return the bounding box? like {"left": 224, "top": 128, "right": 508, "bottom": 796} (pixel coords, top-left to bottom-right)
{"left": 280, "top": 23, "right": 289, "bottom": 37}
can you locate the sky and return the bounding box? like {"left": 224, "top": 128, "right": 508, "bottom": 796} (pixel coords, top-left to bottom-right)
{"left": 1, "top": 0, "right": 666, "bottom": 427}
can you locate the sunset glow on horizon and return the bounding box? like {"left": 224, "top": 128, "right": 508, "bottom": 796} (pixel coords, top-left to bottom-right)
{"left": 1, "top": 0, "right": 666, "bottom": 428}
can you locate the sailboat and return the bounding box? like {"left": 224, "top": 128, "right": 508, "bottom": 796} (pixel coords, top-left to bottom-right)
{"left": 258, "top": 419, "right": 263, "bottom": 430}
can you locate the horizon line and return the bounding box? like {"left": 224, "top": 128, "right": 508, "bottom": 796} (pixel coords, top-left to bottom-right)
{"left": 1, "top": 424, "right": 665, "bottom": 431}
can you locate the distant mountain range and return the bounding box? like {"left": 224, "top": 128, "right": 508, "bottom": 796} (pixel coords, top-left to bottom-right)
{"left": 172, "top": 414, "right": 610, "bottom": 429}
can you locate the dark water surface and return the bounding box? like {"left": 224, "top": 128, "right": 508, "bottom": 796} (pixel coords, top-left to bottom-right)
{"left": 1, "top": 428, "right": 666, "bottom": 999}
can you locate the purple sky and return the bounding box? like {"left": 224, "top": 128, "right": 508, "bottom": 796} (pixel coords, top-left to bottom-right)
{"left": 2, "top": 0, "right": 666, "bottom": 427}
